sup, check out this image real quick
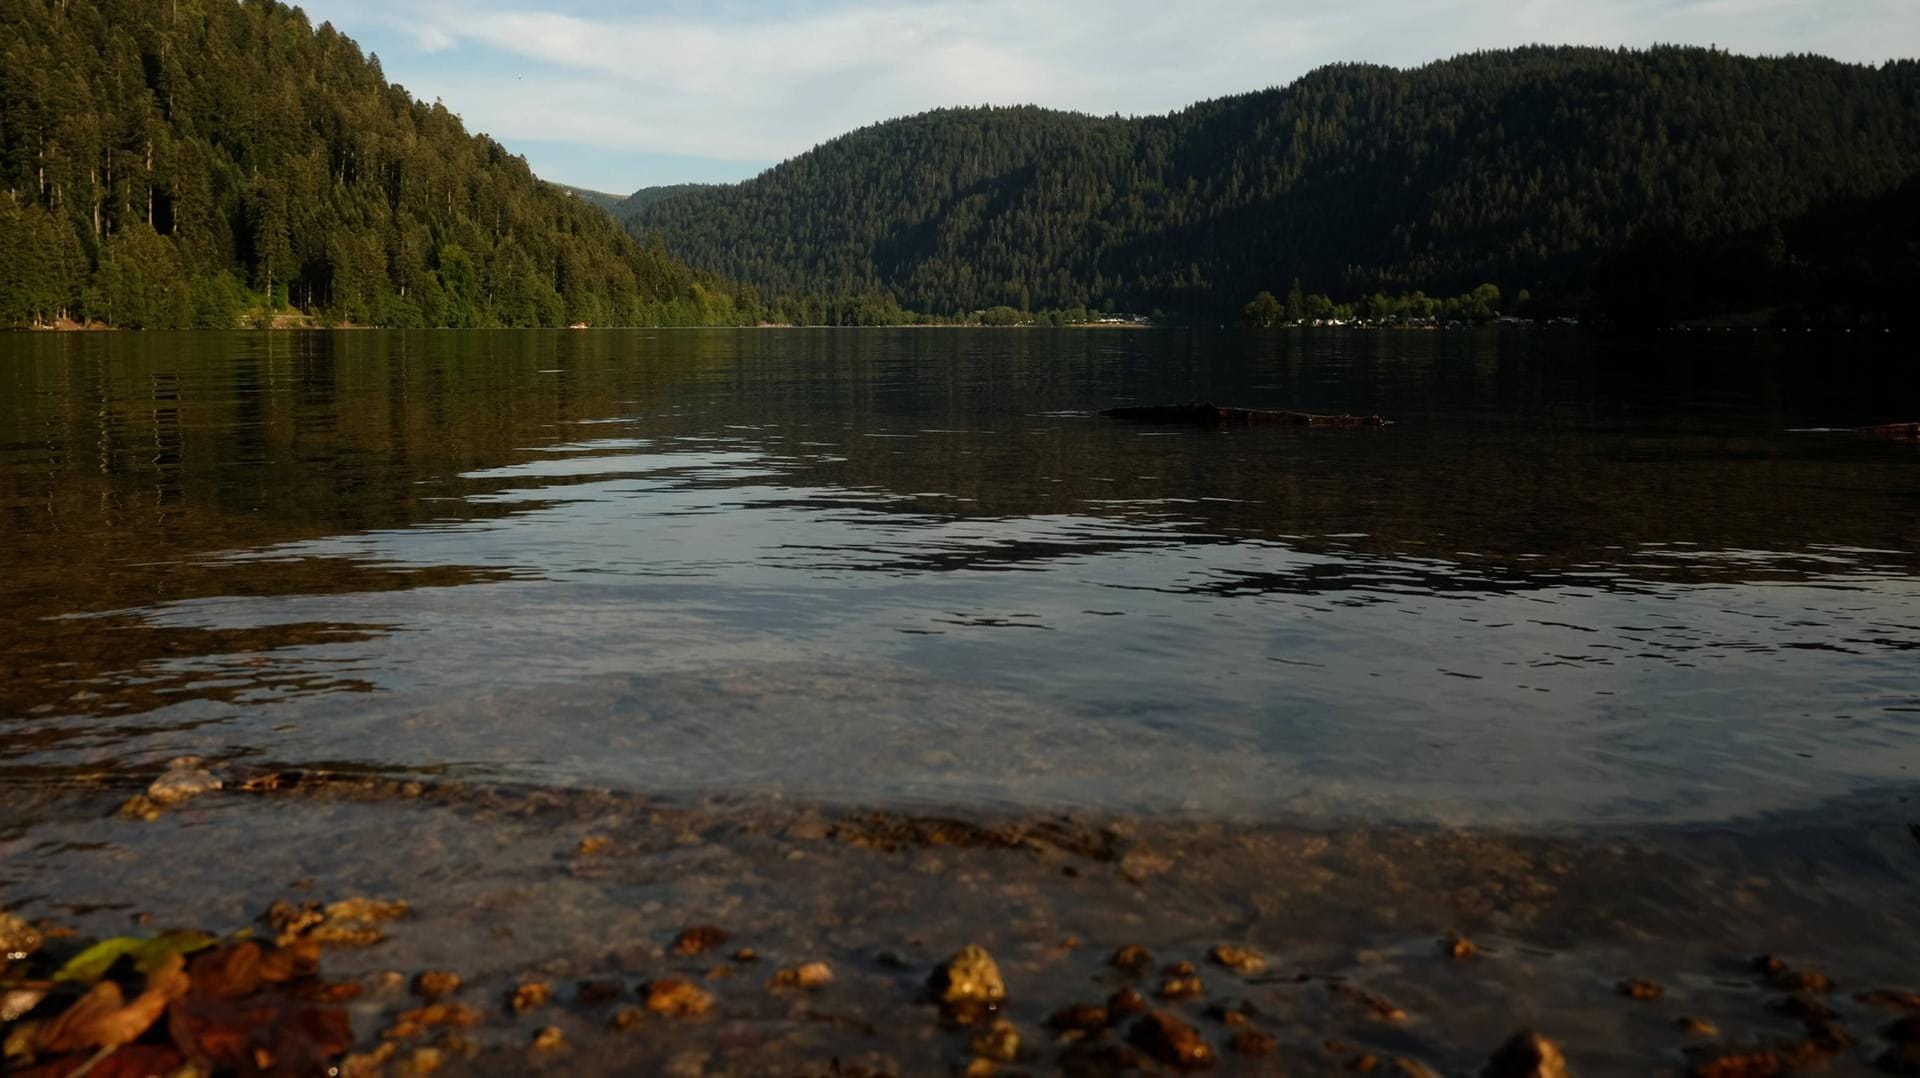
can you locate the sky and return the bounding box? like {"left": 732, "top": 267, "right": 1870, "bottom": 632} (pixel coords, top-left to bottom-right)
{"left": 295, "top": 0, "right": 1920, "bottom": 196}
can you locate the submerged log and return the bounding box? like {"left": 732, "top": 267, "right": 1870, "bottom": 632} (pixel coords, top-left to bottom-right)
{"left": 1099, "top": 403, "right": 1391, "bottom": 428}
{"left": 1859, "top": 421, "right": 1920, "bottom": 441}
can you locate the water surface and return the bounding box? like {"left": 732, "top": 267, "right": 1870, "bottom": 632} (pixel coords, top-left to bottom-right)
{"left": 3, "top": 328, "right": 1916, "bottom": 826}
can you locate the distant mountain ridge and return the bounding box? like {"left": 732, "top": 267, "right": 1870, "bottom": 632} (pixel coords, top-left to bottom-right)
{"left": 0, "top": 0, "right": 755, "bottom": 328}
{"left": 618, "top": 46, "right": 1920, "bottom": 321}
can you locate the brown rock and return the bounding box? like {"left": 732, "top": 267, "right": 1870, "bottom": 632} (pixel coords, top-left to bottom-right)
{"left": 1677, "top": 1016, "right": 1720, "bottom": 1038}
{"left": 412, "top": 971, "right": 462, "bottom": 999}
{"left": 0, "top": 913, "right": 43, "bottom": 960}
{"left": 609, "top": 1006, "right": 645, "bottom": 1031}
{"left": 1049, "top": 1004, "right": 1110, "bottom": 1033}
{"left": 1129, "top": 1011, "right": 1215, "bottom": 1070}
{"left": 1769, "top": 970, "right": 1834, "bottom": 994}
{"left": 575, "top": 836, "right": 612, "bottom": 856}
{"left": 1158, "top": 974, "right": 1205, "bottom": 1001}
{"left": 672, "top": 925, "right": 729, "bottom": 955}
{"left": 930, "top": 946, "right": 1006, "bottom": 1007}
{"left": 1619, "top": 979, "right": 1664, "bottom": 1001}
{"left": 1229, "top": 1030, "right": 1277, "bottom": 1057}
{"left": 643, "top": 977, "right": 713, "bottom": 1017}
{"left": 530, "top": 1026, "right": 565, "bottom": 1052}
{"left": 971, "top": 1019, "right": 1020, "bottom": 1062}
{"left": 1109, "top": 945, "right": 1154, "bottom": 975}
{"left": 510, "top": 980, "right": 552, "bottom": 1013}
{"left": 1483, "top": 1031, "right": 1569, "bottom": 1078}
{"left": 383, "top": 1003, "right": 482, "bottom": 1040}
{"left": 1208, "top": 945, "right": 1265, "bottom": 976}
{"left": 1161, "top": 960, "right": 1197, "bottom": 977}
{"left": 1442, "top": 934, "right": 1478, "bottom": 960}
{"left": 1108, "top": 988, "right": 1148, "bottom": 1018}
{"left": 768, "top": 962, "right": 833, "bottom": 990}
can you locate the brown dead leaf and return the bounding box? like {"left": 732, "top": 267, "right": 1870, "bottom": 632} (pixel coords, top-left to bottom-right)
{"left": 191, "top": 943, "right": 265, "bottom": 999}
{"left": 11, "top": 1043, "right": 186, "bottom": 1078}
{"left": 36, "top": 952, "right": 189, "bottom": 1054}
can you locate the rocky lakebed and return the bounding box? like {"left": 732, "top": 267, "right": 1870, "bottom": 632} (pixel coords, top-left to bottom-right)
{"left": 4, "top": 760, "right": 1920, "bottom": 1076}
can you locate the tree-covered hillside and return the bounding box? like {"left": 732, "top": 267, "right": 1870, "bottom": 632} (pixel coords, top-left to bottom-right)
{"left": 624, "top": 47, "right": 1920, "bottom": 323}
{"left": 0, "top": 0, "right": 755, "bottom": 329}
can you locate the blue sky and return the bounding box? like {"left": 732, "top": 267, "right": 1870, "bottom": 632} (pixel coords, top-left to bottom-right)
{"left": 296, "top": 0, "right": 1920, "bottom": 195}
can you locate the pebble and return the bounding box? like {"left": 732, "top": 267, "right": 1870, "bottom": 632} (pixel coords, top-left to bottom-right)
{"left": 0, "top": 913, "right": 41, "bottom": 960}
{"left": 1618, "top": 979, "right": 1664, "bottom": 1001}
{"left": 1677, "top": 1016, "right": 1719, "bottom": 1037}
{"left": 1229, "top": 1030, "right": 1276, "bottom": 1056}
{"left": 1110, "top": 945, "right": 1154, "bottom": 975}
{"left": 1108, "top": 988, "right": 1148, "bottom": 1018}
{"left": 644, "top": 977, "right": 715, "bottom": 1017}
{"left": 1483, "top": 1031, "right": 1569, "bottom": 1078}
{"left": 673, "top": 925, "right": 730, "bottom": 954}
{"left": 610, "top": 1005, "right": 646, "bottom": 1031}
{"left": 971, "top": 1018, "right": 1020, "bottom": 1062}
{"left": 1443, "top": 933, "right": 1478, "bottom": 960}
{"left": 1157, "top": 974, "right": 1206, "bottom": 1001}
{"left": 510, "top": 981, "right": 553, "bottom": 1012}
{"left": 930, "top": 945, "right": 1006, "bottom": 1006}
{"left": 575, "top": 836, "right": 612, "bottom": 856}
{"left": 412, "top": 971, "right": 462, "bottom": 999}
{"left": 1208, "top": 945, "right": 1265, "bottom": 976}
{"left": 146, "top": 756, "right": 222, "bottom": 805}
{"left": 768, "top": 961, "right": 834, "bottom": 990}
{"left": 1129, "top": 1011, "right": 1215, "bottom": 1070}
{"left": 530, "top": 1026, "right": 565, "bottom": 1052}
{"left": 1048, "top": 1003, "right": 1109, "bottom": 1032}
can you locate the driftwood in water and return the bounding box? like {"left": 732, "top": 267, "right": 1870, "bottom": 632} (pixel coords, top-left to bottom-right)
{"left": 1859, "top": 421, "right": 1919, "bottom": 441}
{"left": 1099, "top": 403, "right": 1391, "bottom": 428}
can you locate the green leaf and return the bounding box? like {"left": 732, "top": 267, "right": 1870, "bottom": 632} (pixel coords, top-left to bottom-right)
{"left": 53, "top": 932, "right": 216, "bottom": 983}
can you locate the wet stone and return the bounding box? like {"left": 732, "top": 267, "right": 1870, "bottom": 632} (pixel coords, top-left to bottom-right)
{"left": 672, "top": 925, "right": 730, "bottom": 955}
{"left": 1208, "top": 945, "right": 1265, "bottom": 976}
{"left": 1619, "top": 979, "right": 1665, "bottom": 1001}
{"left": 1129, "top": 1011, "right": 1215, "bottom": 1070}
{"left": 0, "top": 913, "right": 42, "bottom": 960}
{"left": 971, "top": 1018, "right": 1020, "bottom": 1062}
{"left": 1157, "top": 975, "right": 1205, "bottom": 1001}
{"left": 1109, "top": 945, "right": 1154, "bottom": 975}
{"left": 1678, "top": 1016, "right": 1720, "bottom": 1038}
{"left": 1443, "top": 933, "right": 1479, "bottom": 960}
{"left": 644, "top": 977, "right": 714, "bottom": 1017}
{"left": 930, "top": 945, "right": 1007, "bottom": 1007}
{"left": 769, "top": 961, "right": 833, "bottom": 990}
{"left": 1484, "top": 1031, "right": 1570, "bottom": 1078}
{"left": 510, "top": 980, "right": 553, "bottom": 1013}
{"left": 1229, "top": 1030, "right": 1277, "bottom": 1056}
{"left": 412, "top": 971, "right": 462, "bottom": 999}
{"left": 1108, "top": 988, "right": 1149, "bottom": 1018}
{"left": 530, "top": 1026, "right": 566, "bottom": 1052}
{"left": 146, "top": 756, "right": 223, "bottom": 805}
{"left": 1049, "top": 1003, "right": 1110, "bottom": 1033}
{"left": 610, "top": 1006, "right": 646, "bottom": 1031}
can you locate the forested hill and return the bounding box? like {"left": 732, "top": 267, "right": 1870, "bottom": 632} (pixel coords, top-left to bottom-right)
{"left": 0, "top": 0, "right": 755, "bottom": 329}
{"left": 623, "top": 47, "right": 1920, "bottom": 323}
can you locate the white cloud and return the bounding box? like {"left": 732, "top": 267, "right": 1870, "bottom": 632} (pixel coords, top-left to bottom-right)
{"left": 302, "top": 0, "right": 1920, "bottom": 177}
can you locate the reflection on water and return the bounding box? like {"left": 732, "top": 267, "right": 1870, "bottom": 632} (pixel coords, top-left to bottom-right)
{"left": 1, "top": 329, "right": 1916, "bottom": 824}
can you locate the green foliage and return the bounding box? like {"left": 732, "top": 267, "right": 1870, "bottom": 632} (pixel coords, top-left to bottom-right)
{"left": 0, "top": 0, "right": 748, "bottom": 329}
{"left": 623, "top": 48, "right": 1920, "bottom": 323}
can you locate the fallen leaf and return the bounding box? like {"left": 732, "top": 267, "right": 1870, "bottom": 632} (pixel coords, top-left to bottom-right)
{"left": 11, "top": 1043, "right": 186, "bottom": 1078}
{"left": 37, "top": 952, "right": 189, "bottom": 1053}
{"left": 54, "top": 932, "right": 215, "bottom": 983}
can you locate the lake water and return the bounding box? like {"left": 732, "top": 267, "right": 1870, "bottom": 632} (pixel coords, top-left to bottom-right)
{"left": 4, "top": 328, "right": 1916, "bottom": 826}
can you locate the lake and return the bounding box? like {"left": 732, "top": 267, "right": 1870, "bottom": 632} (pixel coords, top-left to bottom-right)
{"left": 3, "top": 328, "right": 1919, "bottom": 1073}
